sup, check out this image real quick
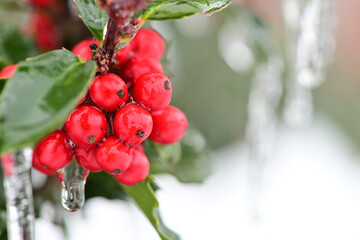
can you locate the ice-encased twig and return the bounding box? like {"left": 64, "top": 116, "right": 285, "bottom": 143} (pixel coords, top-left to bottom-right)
{"left": 1, "top": 148, "right": 35, "bottom": 240}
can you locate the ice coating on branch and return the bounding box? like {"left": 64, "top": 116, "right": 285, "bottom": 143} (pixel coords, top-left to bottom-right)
{"left": 57, "top": 159, "right": 89, "bottom": 212}
{"left": 246, "top": 57, "right": 284, "bottom": 221}
{"left": 1, "top": 148, "right": 35, "bottom": 240}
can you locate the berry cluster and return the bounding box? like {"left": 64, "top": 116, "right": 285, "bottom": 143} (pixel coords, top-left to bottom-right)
{"left": 32, "top": 29, "right": 188, "bottom": 186}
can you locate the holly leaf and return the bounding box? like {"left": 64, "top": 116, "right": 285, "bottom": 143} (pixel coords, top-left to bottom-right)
{"left": 146, "top": 128, "right": 211, "bottom": 183}
{"left": 75, "top": 0, "right": 109, "bottom": 43}
{"left": 0, "top": 49, "right": 96, "bottom": 153}
{"left": 142, "top": 0, "right": 231, "bottom": 21}
{"left": 0, "top": 26, "right": 37, "bottom": 64}
{"left": 121, "top": 176, "right": 180, "bottom": 240}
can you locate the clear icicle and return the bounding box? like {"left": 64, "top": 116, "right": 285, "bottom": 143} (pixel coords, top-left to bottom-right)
{"left": 283, "top": 0, "right": 336, "bottom": 126}
{"left": 246, "top": 57, "right": 284, "bottom": 221}
{"left": 57, "top": 158, "right": 89, "bottom": 212}
{"left": 1, "top": 148, "right": 35, "bottom": 240}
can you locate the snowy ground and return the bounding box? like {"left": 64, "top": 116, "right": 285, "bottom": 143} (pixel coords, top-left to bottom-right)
{"left": 36, "top": 115, "right": 360, "bottom": 240}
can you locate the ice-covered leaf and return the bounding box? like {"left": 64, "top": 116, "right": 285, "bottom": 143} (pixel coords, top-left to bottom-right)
{"left": 74, "top": 0, "right": 109, "bottom": 43}
{"left": 146, "top": 128, "right": 211, "bottom": 183}
{"left": 0, "top": 49, "right": 96, "bottom": 153}
{"left": 121, "top": 176, "right": 180, "bottom": 240}
{"left": 142, "top": 0, "right": 231, "bottom": 21}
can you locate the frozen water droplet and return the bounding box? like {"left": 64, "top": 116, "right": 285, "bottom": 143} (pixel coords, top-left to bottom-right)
{"left": 57, "top": 159, "right": 89, "bottom": 212}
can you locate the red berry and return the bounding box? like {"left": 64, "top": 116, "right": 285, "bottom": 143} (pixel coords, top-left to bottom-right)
{"left": 114, "top": 147, "right": 150, "bottom": 186}
{"left": 32, "top": 12, "right": 61, "bottom": 51}
{"left": 96, "top": 136, "right": 132, "bottom": 174}
{"left": 0, "top": 65, "right": 18, "bottom": 79}
{"left": 75, "top": 145, "right": 102, "bottom": 172}
{"left": 65, "top": 105, "right": 107, "bottom": 147}
{"left": 89, "top": 73, "right": 129, "bottom": 112}
{"left": 36, "top": 130, "right": 74, "bottom": 171}
{"left": 115, "top": 43, "right": 132, "bottom": 66}
{"left": 120, "top": 54, "right": 163, "bottom": 85}
{"left": 150, "top": 106, "right": 188, "bottom": 144}
{"left": 131, "top": 29, "right": 165, "bottom": 60}
{"left": 72, "top": 39, "right": 99, "bottom": 61}
{"left": 32, "top": 146, "right": 56, "bottom": 175}
{"left": 114, "top": 104, "right": 153, "bottom": 146}
{"left": 133, "top": 73, "right": 172, "bottom": 111}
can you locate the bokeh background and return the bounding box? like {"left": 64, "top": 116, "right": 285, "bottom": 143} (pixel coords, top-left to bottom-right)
{"left": 2, "top": 0, "right": 360, "bottom": 239}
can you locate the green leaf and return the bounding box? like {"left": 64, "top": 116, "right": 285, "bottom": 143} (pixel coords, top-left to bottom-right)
{"left": 0, "top": 49, "right": 96, "bottom": 153}
{"left": 122, "top": 176, "right": 180, "bottom": 240}
{"left": 74, "top": 0, "right": 109, "bottom": 43}
{"left": 146, "top": 128, "right": 211, "bottom": 183}
{"left": 142, "top": 0, "right": 231, "bottom": 21}
{"left": 0, "top": 26, "right": 37, "bottom": 64}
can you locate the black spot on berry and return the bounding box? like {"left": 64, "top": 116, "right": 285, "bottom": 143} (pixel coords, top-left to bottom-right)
{"left": 87, "top": 135, "right": 96, "bottom": 143}
{"left": 164, "top": 80, "right": 171, "bottom": 90}
{"left": 118, "top": 89, "right": 125, "bottom": 98}
{"left": 136, "top": 130, "right": 145, "bottom": 138}
{"left": 113, "top": 169, "right": 121, "bottom": 174}
{"left": 90, "top": 43, "right": 98, "bottom": 51}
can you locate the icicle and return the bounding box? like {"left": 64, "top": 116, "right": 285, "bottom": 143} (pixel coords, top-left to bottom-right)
{"left": 57, "top": 158, "right": 89, "bottom": 212}
{"left": 283, "top": 0, "right": 336, "bottom": 126}
{"left": 245, "top": 57, "right": 284, "bottom": 221}
{"left": 1, "top": 148, "right": 35, "bottom": 240}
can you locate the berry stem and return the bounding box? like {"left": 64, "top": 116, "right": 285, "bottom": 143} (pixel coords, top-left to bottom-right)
{"left": 93, "top": 0, "right": 149, "bottom": 74}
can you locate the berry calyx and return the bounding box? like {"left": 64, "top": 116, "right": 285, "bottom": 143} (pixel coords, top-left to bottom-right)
{"left": 131, "top": 29, "right": 165, "bottom": 60}
{"left": 65, "top": 105, "right": 107, "bottom": 147}
{"left": 72, "top": 39, "right": 99, "bottom": 61}
{"left": 75, "top": 145, "right": 102, "bottom": 172}
{"left": 150, "top": 106, "right": 188, "bottom": 144}
{"left": 89, "top": 73, "right": 129, "bottom": 112}
{"left": 96, "top": 136, "right": 132, "bottom": 174}
{"left": 114, "top": 147, "right": 150, "bottom": 186}
{"left": 120, "top": 54, "right": 163, "bottom": 85}
{"left": 113, "top": 104, "right": 153, "bottom": 146}
{"left": 0, "top": 65, "right": 18, "bottom": 79}
{"left": 32, "top": 146, "right": 56, "bottom": 175}
{"left": 35, "top": 130, "right": 74, "bottom": 171}
{"left": 133, "top": 72, "right": 172, "bottom": 111}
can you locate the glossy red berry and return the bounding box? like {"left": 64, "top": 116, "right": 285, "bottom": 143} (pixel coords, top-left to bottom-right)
{"left": 150, "top": 106, "right": 188, "bottom": 144}
{"left": 32, "top": 146, "right": 56, "bottom": 175}
{"left": 115, "top": 43, "right": 132, "bottom": 66}
{"left": 0, "top": 65, "right": 18, "bottom": 79}
{"left": 120, "top": 54, "right": 163, "bottom": 85}
{"left": 96, "top": 136, "right": 133, "bottom": 174}
{"left": 89, "top": 73, "right": 129, "bottom": 112}
{"left": 133, "top": 73, "right": 172, "bottom": 111}
{"left": 114, "top": 147, "right": 150, "bottom": 186}
{"left": 75, "top": 145, "right": 102, "bottom": 172}
{"left": 36, "top": 130, "right": 74, "bottom": 171}
{"left": 65, "top": 105, "right": 107, "bottom": 147}
{"left": 72, "top": 39, "right": 98, "bottom": 61}
{"left": 114, "top": 104, "right": 153, "bottom": 146}
{"left": 131, "top": 29, "right": 165, "bottom": 60}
